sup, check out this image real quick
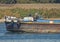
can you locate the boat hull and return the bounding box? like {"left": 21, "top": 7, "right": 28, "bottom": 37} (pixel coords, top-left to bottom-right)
{"left": 5, "top": 22, "right": 60, "bottom": 33}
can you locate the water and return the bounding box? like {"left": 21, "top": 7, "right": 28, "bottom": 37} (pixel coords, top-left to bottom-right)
{"left": 0, "top": 23, "right": 60, "bottom": 42}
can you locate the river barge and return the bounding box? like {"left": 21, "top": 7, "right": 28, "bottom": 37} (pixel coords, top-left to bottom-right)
{"left": 5, "top": 16, "right": 60, "bottom": 33}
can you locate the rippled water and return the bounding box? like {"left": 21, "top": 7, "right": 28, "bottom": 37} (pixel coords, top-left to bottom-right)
{"left": 0, "top": 23, "right": 60, "bottom": 42}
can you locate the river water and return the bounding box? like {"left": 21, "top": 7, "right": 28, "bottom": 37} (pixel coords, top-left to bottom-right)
{"left": 0, "top": 23, "right": 60, "bottom": 42}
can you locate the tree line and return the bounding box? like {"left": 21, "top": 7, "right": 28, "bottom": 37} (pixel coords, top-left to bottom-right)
{"left": 0, "top": 0, "right": 60, "bottom": 4}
